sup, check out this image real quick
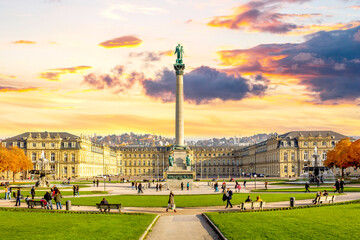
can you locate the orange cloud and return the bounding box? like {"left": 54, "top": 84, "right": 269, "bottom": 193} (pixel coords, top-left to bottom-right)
{"left": 39, "top": 65, "right": 92, "bottom": 81}
{"left": 0, "top": 86, "right": 38, "bottom": 93}
{"left": 11, "top": 40, "right": 36, "bottom": 44}
{"left": 348, "top": 5, "right": 360, "bottom": 9}
{"left": 0, "top": 74, "right": 16, "bottom": 79}
{"left": 99, "top": 35, "right": 142, "bottom": 48}
{"left": 288, "top": 21, "right": 360, "bottom": 35}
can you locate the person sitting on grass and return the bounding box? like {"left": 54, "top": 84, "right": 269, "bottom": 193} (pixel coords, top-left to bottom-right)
{"left": 323, "top": 190, "right": 329, "bottom": 196}
{"left": 256, "top": 196, "right": 263, "bottom": 202}
{"left": 245, "top": 195, "right": 252, "bottom": 202}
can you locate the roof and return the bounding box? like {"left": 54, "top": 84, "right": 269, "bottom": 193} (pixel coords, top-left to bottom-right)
{"left": 278, "top": 131, "right": 348, "bottom": 140}
{"left": 3, "top": 132, "right": 80, "bottom": 142}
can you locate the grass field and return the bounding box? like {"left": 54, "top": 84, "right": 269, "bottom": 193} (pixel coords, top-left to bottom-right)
{"left": 206, "top": 203, "right": 360, "bottom": 240}
{"left": 66, "top": 192, "right": 320, "bottom": 207}
{"left": 0, "top": 208, "right": 155, "bottom": 240}
{"left": 253, "top": 187, "right": 360, "bottom": 192}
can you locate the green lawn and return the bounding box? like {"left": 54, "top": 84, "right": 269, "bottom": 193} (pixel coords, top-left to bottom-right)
{"left": 0, "top": 190, "right": 108, "bottom": 199}
{"left": 206, "top": 203, "right": 360, "bottom": 240}
{"left": 0, "top": 208, "right": 155, "bottom": 240}
{"left": 67, "top": 193, "right": 318, "bottom": 207}
{"left": 252, "top": 187, "right": 360, "bottom": 192}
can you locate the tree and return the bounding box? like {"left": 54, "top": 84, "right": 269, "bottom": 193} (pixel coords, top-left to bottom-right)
{"left": 324, "top": 138, "right": 352, "bottom": 177}
{"left": 0, "top": 147, "right": 12, "bottom": 177}
{"left": 7, "top": 147, "right": 32, "bottom": 182}
{"left": 347, "top": 139, "right": 360, "bottom": 168}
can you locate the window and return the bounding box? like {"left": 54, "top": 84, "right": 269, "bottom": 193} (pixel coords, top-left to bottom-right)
{"left": 71, "top": 142, "right": 76, "bottom": 148}
{"left": 138, "top": 169, "right": 141, "bottom": 173}
{"left": 143, "top": 161, "right": 146, "bottom": 166}
{"left": 148, "top": 160, "right": 150, "bottom": 166}
{"left": 64, "top": 167, "right": 67, "bottom": 174}
{"left": 51, "top": 165, "right": 55, "bottom": 171}
{"left": 32, "top": 143, "right": 36, "bottom": 148}
{"left": 33, "top": 164, "right": 36, "bottom": 170}
{"left": 64, "top": 142, "right": 68, "bottom": 148}
{"left": 284, "top": 152, "right": 288, "bottom": 161}
{"left": 152, "top": 169, "right": 155, "bottom": 173}
{"left": 332, "top": 141, "right": 335, "bottom": 147}
{"left": 292, "top": 166, "right": 295, "bottom": 173}
{"left": 51, "top": 143, "right": 55, "bottom": 148}
{"left": 20, "top": 142, "right": 24, "bottom": 148}
{"left": 322, "top": 151, "right": 327, "bottom": 160}
{"left": 42, "top": 143, "right": 45, "bottom": 148}
{"left": 284, "top": 165, "right": 288, "bottom": 173}
{"left": 143, "top": 169, "right": 145, "bottom": 174}
{"left": 72, "top": 167, "right": 75, "bottom": 174}
{"left": 322, "top": 141, "right": 326, "bottom": 146}
{"left": 313, "top": 142, "right": 317, "bottom": 146}
{"left": 304, "top": 142, "right": 308, "bottom": 146}
{"left": 304, "top": 151, "right": 308, "bottom": 160}
{"left": 213, "top": 160, "right": 216, "bottom": 165}
{"left": 71, "top": 153, "right": 75, "bottom": 162}
{"left": 223, "top": 160, "right": 225, "bottom": 165}
{"left": 291, "top": 152, "right": 295, "bottom": 161}
{"left": 51, "top": 153, "right": 55, "bottom": 161}
{"left": 138, "top": 160, "right": 141, "bottom": 166}
{"left": 223, "top": 168, "right": 225, "bottom": 173}
{"left": 64, "top": 153, "right": 68, "bottom": 162}
{"left": 148, "top": 169, "right": 150, "bottom": 173}
{"left": 32, "top": 153, "right": 37, "bottom": 161}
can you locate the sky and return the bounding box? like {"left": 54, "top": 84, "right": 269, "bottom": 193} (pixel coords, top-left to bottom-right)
{"left": 1, "top": 0, "right": 360, "bottom": 139}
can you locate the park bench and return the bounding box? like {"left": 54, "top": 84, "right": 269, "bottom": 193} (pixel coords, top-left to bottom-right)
{"left": 317, "top": 195, "right": 336, "bottom": 204}
{"left": 96, "top": 203, "right": 122, "bottom": 213}
{"left": 240, "top": 201, "right": 265, "bottom": 210}
{"left": 27, "top": 200, "right": 45, "bottom": 209}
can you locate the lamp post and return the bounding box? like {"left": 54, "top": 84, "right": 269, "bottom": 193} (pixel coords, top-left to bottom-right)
{"left": 104, "top": 176, "right": 106, "bottom": 192}
{"left": 200, "top": 159, "right": 203, "bottom": 180}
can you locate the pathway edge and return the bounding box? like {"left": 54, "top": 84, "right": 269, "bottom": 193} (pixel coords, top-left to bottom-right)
{"left": 202, "top": 213, "right": 228, "bottom": 240}
{"left": 139, "top": 214, "right": 160, "bottom": 240}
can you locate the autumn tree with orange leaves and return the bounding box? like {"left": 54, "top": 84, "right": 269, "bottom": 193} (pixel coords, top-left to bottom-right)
{"left": 0, "top": 146, "right": 32, "bottom": 182}
{"left": 348, "top": 139, "right": 360, "bottom": 168}
{"left": 324, "top": 138, "right": 359, "bottom": 177}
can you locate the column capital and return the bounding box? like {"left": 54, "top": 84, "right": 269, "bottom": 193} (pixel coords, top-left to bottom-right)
{"left": 174, "top": 63, "right": 185, "bottom": 75}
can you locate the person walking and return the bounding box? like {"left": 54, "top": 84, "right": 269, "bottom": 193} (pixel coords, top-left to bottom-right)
{"left": 8, "top": 186, "right": 12, "bottom": 200}
{"left": 76, "top": 185, "right": 80, "bottom": 197}
{"left": 214, "top": 182, "right": 219, "bottom": 192}
{"left": 159, "top": 183, "right": 162, "bottom": 191}
{"left": 4, "top": 186, "right": 8, "bottom": 200}
{"left": 225, "top": 188, "right": 233, "bottom": 209}
{"left": 44, "top": 191, "right": 53, "bottom": 210}
{"left": 96, "top": 179, "right": 99, "bottom": 187}
{"left": 138, "top": 183, "right": 143, "bottom": 194}
{"left": 340, "top": 179, "right": 345, "bottom": 193}
{"left": 73, "top": 185, "right": 76, "bottom": 197}
{"left": 156, "top": 183, "right": 159, "bottom": 191}
{"left": 30, "top": 186, "right": 36, "bottom": 200}
{"left": 305, "top": 182, "right": 310, "bottom": 193}
{"left": 186, "top": 182, "right": 190, "bottom": 190}
{"left": 54, "top": 190, "right": 62, "bottom": 210}
{"left": 334, "top": 179, "right": 341, "bottom": 193}
{"left": 243, "top": 180, "right": 247, "bottom": 188}
{"left": 222, "top": 182, "right": 226, "bottom": 193}
{"left": 93, "top": 179, "right": 96, "bottom": 187}
{"left": 181, "top": 182, "right": 184, "bottom": 191}
{"left": 15, "top": 188, "right": 21, "bottom": 206}
{"left": 166, "top": 191, "right": 176, "bottom": 212}
{"left": 265, "top": 181, "right": 268, "bottom": 190}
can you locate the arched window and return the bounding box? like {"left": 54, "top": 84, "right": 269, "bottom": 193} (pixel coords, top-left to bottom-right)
{"left": 71, "top": 153, "right": 75, "bottom": 162}
{"left": 64, "top": 153, "right": 68, "bottom": 162}
{"left": 32, "top": 153, "right": 37, "bottom": 161}
{"left": 51, "top": 153, "right": 55, "bottom": 161}
{"left": 284, "top": 152, "right": 288, "bottom": 161}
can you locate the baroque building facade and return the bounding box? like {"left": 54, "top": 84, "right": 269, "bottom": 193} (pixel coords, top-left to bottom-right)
{"left": 1, "top": 131, "right": 354, "bottom": 179}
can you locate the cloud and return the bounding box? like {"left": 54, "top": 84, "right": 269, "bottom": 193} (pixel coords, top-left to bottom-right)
{"left": 207, "top": 0, "right": 315, "bottom": 34}
{"left": 99, "top": 35, "right": 143, "bottom": 48}
{"left": 0, "top": 74, "right": 16, "bottom": 79}
{"left": 142, "top": 66, "right": 269, "bottom": 104}
{"left": 11, "top": 40, "right": 36, "bottom": 44}
{"left": 82, "top": 65, "right": 142, "bottom": 93}
{"left": 217, "top": 25, "right": 360, "bottom": 103}
{"left": 128, "top": 50, "right": 172, "bottom": 61}
{"left": 39, "top": 65, "right": 92, "bottom": 81}
{"left": 101, "top": 3, "right": 164, "bottom": 21}
{"left": 354, "top": 30, "right": 360, "bottom": 41}
{"left": 0, "top": 86, "right": 38, "bottom": 93}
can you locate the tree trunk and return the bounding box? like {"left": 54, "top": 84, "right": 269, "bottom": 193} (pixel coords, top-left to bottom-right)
{"left": 341, "top": 167, "right": 344, "bottom": 178}
{"left": 13, "top": 172, "right": 15, "bottom": 182}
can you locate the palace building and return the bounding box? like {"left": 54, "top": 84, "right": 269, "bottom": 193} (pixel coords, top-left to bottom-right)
{"left": 1, "top": 130, "right": 353, "bottom": 179}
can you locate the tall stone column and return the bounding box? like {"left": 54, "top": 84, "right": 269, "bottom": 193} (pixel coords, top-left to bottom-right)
{"left": 174, "top": 64, "right": 185, "bottom": 146}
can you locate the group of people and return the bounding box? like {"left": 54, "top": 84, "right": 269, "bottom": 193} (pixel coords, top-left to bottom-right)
{"left": 334, "top": 179, "right": 345, "bottom": 193}
{"left": 312, "top": 190, "right": 329, "bottom": 204}
{"left": 180, "top": 182, "right": 190, "bottom": 190}
{"left": 22, "top": 186, "right": 63, "bottom": 210}
{"left": 93, "top": 179, "right": 100, "bottom": 187}
{"left": 72, "top": 185, "right": 80, "bottom": 197}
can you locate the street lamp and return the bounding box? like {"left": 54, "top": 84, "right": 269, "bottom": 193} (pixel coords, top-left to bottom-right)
{"left": 103, "top": 176, "right": 106, "bottom": 191}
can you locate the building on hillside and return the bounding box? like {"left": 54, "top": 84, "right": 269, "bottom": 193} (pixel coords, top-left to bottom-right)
{"left": 1, "top": 130, "right": 357, "bottom": 179}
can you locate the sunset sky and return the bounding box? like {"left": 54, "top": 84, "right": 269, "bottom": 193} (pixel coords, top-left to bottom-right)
{"left": 1, "top": 0, "right": 360, "bottom": 139}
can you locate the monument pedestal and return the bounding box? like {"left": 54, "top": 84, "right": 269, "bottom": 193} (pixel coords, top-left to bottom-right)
{"left": 166, "top": 149, "right": 194, "bottom": 190}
